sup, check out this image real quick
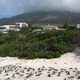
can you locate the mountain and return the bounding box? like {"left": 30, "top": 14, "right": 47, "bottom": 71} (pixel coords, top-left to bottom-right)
{"left": 0, "top": 11, "right": 80, "bottom": 25}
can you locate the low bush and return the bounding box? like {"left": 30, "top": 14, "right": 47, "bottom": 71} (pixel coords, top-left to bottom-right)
{"left": 0, "top": 26, "right": 79, "bottom": 59}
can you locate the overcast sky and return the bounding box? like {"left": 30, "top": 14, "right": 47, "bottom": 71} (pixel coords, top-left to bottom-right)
{"left": 0, "top": 0, "right": 80, "bottom": 18}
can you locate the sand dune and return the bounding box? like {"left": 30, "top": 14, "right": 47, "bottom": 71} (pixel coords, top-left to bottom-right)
{"left": 0, "top": 52, "right": 80, "bottom": 80}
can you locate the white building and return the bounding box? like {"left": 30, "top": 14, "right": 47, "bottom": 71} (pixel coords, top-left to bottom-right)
{"left": 0, "top": 22, "right": 28, "bottom": 33}
{"left": 16, "top": 22, "right": 28, "bottom": 28}
{"left": 42, "top": 24, "right": 59, "bottom": 30}
{"left": 32, "top": 29, "right": 42, "bottom": 32}
{"left": 77, "top": 24, "right": 80, "bottom": 28}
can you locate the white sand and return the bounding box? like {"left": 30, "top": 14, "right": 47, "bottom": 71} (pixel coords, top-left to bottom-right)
{"left": 0, "top": 52, "right": 80, "bottom": 80}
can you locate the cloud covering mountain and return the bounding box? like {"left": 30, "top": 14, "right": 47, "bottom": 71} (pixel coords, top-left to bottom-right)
{"left": 0, "top": 0, "right": 80, "bottom": 18}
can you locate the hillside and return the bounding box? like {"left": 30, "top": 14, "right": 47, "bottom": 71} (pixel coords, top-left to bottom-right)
{"left": 0, "top": 12, "right": 80, "bottom": 25}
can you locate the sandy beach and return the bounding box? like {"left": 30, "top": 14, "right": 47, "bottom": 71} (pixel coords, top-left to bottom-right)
{"left": 0, "top": 52, "right": 80, "bottom": 80}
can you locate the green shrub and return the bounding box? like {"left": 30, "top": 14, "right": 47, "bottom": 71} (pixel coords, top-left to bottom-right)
{"left": 0, "top": 26, "right": 79, "bottom": 59}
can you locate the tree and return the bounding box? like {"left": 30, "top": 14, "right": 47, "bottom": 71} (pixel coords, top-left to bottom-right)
{"left": 63, "top": 23, "right": 68, "bottom": 29}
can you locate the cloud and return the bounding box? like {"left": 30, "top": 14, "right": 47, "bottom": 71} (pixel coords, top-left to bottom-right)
{"left": 0, "top": 0, "right": 80, "bottom": 18}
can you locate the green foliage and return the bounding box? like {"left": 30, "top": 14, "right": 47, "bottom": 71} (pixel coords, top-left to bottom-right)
{"left": 63, "top": 24, "right": 77, "bottom": 30}
{"left": 0, "top": 25, "right": 79, "bottom": 59}
{"left": 63, "top": 23, "right": 68, "bottom": 29}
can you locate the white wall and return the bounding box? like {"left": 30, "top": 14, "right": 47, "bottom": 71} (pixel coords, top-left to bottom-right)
{"left": 0, "top": 22, "right": 28, "bottom": 33}
{"left": 16, "top": 22, "right": 28, "bottom": 28}
{"left": 77, "top": 24, "right": 80, "bottom": 28}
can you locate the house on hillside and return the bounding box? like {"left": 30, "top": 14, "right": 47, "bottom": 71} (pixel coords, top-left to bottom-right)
{"left": 77, "top": 24, "right": 80, "bottom": 28}
{"left": 16, "top": 22, "right": 28, "bottom": 28}
{"left": 0, "top": 22, "right": 28, "bottom": 33}
{"left": 42, "top": 24, "right": 59, "bottom": 30}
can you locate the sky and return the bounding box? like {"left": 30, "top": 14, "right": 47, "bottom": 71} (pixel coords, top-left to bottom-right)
{"left": 0, "top": 0, "right": 80, "bottom": 18}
